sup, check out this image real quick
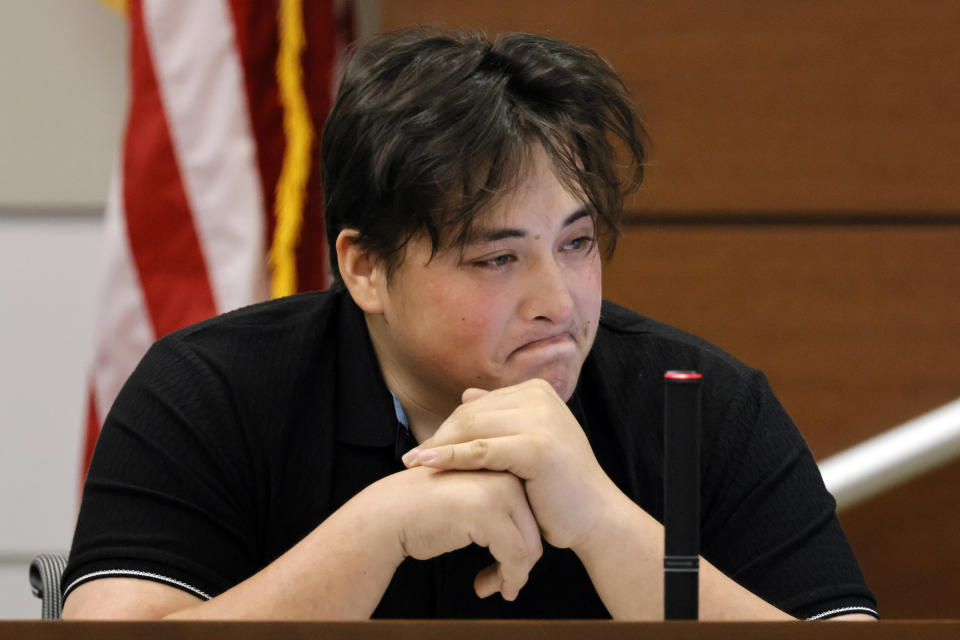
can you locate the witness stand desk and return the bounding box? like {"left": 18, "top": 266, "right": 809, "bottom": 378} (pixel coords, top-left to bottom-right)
{"left": 1, "top": 620, "right": 958, "bottom": 639}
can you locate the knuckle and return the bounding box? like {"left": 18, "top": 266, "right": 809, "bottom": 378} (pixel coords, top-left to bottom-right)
{"left": 526, "top": 431, "right": 549, "bottom": 456}
{"left": 530, "top": 378, "right": 554, "bottom": 396}
{"left": 470, "top": 438, "right": 490, "bottom": 461}
{"left": 446, "top": 405, "right": 471, "bottom": 433}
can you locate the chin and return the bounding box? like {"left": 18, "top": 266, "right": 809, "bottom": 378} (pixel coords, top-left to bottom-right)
{"left": 522, "top": 360, "right": 581, "bottom": 401}
{"left": 523, "top": 368, "right": 576, "bottom": 401}
{"left": 547, "top": 377, "right": 576, "bottom": 401}
{"left": 485, "top": 359, "right": 581, "bottom": 399}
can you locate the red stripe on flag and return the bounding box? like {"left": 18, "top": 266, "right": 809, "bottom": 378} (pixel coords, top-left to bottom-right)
{"left": 298, "top": 0, "right": 350, "bottom": 291}
{"left": 227, "top": 0, "right": 284, "bottom": 272}
{"left": 125, "top": 0, "right": 217, "bottom": 337}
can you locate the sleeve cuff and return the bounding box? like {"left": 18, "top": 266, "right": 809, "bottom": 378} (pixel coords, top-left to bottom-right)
{"left": 63, "top": 568, "right": 212, "bottom": 601}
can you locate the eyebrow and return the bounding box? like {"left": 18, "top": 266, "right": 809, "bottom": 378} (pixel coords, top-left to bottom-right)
{"left": 470, "top": 208, "right": 591, "bottom": 244}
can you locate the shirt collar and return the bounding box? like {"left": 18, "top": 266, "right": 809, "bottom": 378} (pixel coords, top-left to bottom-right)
{"left": 392, "top": 392, "right": 411, "bottom": 431}
{"left": 334, "top": 293, "right": 402, "bottom": 448}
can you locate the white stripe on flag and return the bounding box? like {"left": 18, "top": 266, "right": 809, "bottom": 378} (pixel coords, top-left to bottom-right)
{"left": 143, "top": 0, "right": 269, "bottom": 314}
{"left": 91, "top": 159, "right": 155, "bottom": 421}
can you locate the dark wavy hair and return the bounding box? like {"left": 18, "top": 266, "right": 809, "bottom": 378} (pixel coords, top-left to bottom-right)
{"left": 321, "top": 27, "right": 646, "bottom": 287}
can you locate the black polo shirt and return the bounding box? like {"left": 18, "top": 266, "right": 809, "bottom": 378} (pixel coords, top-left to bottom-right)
{"left": 63, "top": 289, "right": 877, "bottom": 619}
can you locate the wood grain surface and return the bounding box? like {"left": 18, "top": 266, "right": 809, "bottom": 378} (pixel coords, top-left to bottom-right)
{"left": 2, "top": 620, "right": 959, "bottom": 639}
{"left": 382, "top": 1, "right": 960, "bottom": 216}
{"left": 603, "top": 225, "right": 960, "bottom": 457}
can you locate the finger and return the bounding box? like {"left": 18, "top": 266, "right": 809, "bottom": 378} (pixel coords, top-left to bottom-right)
{"left": 413, "top": 436, "right": 540, "bottom": 478}
{"left": 509, "top": 487, "right": 544, "bottom": 575}
{"left": 446, "top": 381, "right": 565, "bottom": 429}
{"left": 409, "top": 379, "right": 571, "bottom": 464}
{"left": 461, "top": 387, "right": 490, "bottom": 403}
{"left": 462, "top": 378, "right": 556, "bottom": 406}
{"left": 412, "top": 408, "right": 524, "bottom": 456}
{"left": 482, "top": 378, "right": 560, "bottom": 402}
{"left": 482, "top": 508, "right": 540, "bottom": 601}
{"left": 451, "top": 380, "right": 554, "bottom": 427}
{"left": 473, "top": 563, "right": 521, "bottom": 602}
{"left": 473, "top": 563, "right": 502, "bottom": 599}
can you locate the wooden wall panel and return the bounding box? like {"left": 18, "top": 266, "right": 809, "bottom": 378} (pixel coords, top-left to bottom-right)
{"left": 382, "top": 1, "right": 960, "bottom": 216}
{"left": 603, "top": 225, "right": 960, "bottom": 457}
{"left": 840, "top": 459, "right": 960, "bottom": 619}
{"left": 602, "top": 225, "right": 960, "bottom": 617}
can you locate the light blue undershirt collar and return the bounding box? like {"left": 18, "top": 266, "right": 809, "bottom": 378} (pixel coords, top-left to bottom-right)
{"left": 391, "top": 392, "right": 411, "bottom": 432}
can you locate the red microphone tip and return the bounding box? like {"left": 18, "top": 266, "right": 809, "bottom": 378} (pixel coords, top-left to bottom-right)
{"left": 664, "top": 371, "right": 702, "bottom": 380}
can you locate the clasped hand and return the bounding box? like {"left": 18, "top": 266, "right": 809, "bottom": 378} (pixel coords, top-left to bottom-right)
{"left": 402, "top": 378, "right": 620, "bottom": 562}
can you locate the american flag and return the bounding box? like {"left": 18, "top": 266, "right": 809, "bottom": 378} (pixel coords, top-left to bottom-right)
{"left": 83, "top": 0, "right": 353, "bottom": 478}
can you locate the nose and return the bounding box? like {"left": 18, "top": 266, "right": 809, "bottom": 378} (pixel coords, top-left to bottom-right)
{"left": 520, "top": 256, "right": 575, "bottom": 323}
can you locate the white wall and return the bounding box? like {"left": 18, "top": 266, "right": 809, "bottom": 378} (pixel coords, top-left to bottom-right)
{"left": 0, "top": 0, "right": 126, "bottom": 621}
{"left": 0, "top": 1, "right": 128, "bottom": 207}
{"left": 0, "top": 216, "right": 103, "bottom": 619}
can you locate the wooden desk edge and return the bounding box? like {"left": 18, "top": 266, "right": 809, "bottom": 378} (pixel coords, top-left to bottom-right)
{"left": 1, "top": 619, "right": 959, "bottom": 640}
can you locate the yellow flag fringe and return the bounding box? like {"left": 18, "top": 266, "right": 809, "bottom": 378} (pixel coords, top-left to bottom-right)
{"left": 98, "top": 0, "right": 128, "bottom": 17}
{"left": 270, "top": 0, "right": 313, "bottom": 298}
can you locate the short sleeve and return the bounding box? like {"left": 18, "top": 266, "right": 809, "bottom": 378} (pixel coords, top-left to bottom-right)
{"left": 62, "top": 334, "right": 265, "bottom": 601}
{"left": 700, "top": 370, "right": 878, "bottom": 619}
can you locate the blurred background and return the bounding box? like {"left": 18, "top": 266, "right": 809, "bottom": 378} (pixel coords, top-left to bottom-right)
{"left": 1, "top": 0, "right": 958, "bottom": 620}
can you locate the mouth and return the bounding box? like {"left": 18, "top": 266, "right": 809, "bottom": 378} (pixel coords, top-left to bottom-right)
{"left": 511, "top": 332, "right": 576, "bottom": 357}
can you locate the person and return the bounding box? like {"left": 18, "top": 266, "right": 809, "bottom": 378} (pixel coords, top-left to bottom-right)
{"left": 61, "top": 27, "right": 877, "bottom": 621}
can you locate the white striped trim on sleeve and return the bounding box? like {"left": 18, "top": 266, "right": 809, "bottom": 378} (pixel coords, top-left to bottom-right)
{"left": 806, "top": 605, "right": 879, "bottom": 620}
{"left": 63, "top": 569, "right": 211, "bottom": 601}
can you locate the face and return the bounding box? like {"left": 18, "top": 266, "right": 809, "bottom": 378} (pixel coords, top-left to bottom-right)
{"left": 364, "top": 150, "right": 603, "bottom": 417}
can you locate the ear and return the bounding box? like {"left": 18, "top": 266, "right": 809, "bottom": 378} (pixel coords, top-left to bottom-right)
{"left": 336, "top": 229, "right": 385, "bottom": 313}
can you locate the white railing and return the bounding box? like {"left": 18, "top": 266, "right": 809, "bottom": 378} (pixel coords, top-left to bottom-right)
{"left": 819, "top": 397, "right": 960, "bottom": 511}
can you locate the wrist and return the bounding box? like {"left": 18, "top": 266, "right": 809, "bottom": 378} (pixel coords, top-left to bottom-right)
{"left": 571, "top": 486, "right": 660, "bottom": 563}
{"left": 568, "top": 489, "right": 667, "bottom": 620}
{"left": 345, "top": 476, "right": 409, "bottom": 570}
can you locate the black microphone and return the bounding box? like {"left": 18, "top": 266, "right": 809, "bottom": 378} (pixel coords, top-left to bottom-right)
{"left": 663, "top": 370, "right": 702, "bottom": 620}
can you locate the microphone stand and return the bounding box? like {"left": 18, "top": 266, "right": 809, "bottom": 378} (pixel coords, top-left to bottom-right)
{"left": 663, "top": 370, "right": 702, "bottom": 620}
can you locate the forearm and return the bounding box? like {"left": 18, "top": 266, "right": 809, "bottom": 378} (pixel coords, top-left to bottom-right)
{"left": 66, "top": 466, "right": 540, "bottom": 620}
{"left": 164, "top": 485, "right": 402, "bottom": 620}
{"left": 573, "top": 490, "right": 793, "bottom": 621}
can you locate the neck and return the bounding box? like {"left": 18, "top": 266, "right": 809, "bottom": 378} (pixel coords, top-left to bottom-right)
{"left": 364, "top": 313, "right": 457, "bottom": 443}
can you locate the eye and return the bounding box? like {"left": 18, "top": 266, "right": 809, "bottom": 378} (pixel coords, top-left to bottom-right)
{"left": 563, "top": 236, "right": 595, "bottom": 252}
{"left": 474, "top": 253, "right": 516, "bottom": 268}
